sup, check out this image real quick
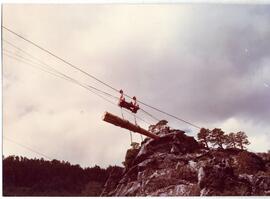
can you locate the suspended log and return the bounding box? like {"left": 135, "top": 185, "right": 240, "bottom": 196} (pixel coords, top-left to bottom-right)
{"left": 103, "top": 112, "right": 160, "bottom": 140}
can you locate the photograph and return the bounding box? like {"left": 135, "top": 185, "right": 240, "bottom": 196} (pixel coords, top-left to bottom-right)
{"left": 2, "top": 1, "right": 270, "bottom": 196}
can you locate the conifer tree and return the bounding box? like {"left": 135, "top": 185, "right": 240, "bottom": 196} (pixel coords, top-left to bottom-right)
{"left": 225, "top": 132, "right": 237, "bottom": 148}
{"left": 197, "top": 128, "right": 211, "bottom": 149}
{"left": 235, "top": 131, "right": 250, "bottom": 150}
{"left": 210, "top": 128, "right": 226, "bottom": 149}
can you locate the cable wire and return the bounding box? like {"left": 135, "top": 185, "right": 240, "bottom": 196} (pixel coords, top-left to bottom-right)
{"left": 121, "top": 108, "right": 133, "bottom": 145}
{"left": 3, "top": 40, "right": 118, "bottom": 100}
{"left": 2, "top": 26, "right": 119, "bottom": 92}
{"left": 4, "top": 136, "right": 53, "bottom": 160}
{"left": 140, "top": 108, "right": 160, "bottom": 122}
{"left": 2, "top": 26, "right": 201, "bottom": 129}
{"left": 3, "top": 50, "right": 151, "bottom": 126}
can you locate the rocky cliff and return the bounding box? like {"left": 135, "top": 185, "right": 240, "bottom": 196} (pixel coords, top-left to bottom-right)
{"left": 101, "top": 121, "right": 270, "bottom": 196}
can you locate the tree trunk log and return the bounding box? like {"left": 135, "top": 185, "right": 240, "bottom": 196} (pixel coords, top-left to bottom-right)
{"left": 103, "top": 112, "right": 160, "bottom": 140}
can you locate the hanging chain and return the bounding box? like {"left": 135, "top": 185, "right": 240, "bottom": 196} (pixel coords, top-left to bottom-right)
{"left": 121, "top": 108, "right": 133, "bottom": 145}
{"left": 134, "top": 113, "right": 143, "bottom": 142}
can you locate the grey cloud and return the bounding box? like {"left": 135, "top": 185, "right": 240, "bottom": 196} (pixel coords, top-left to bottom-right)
{"left": 100, "top": 5, "right": 270, "bottom": 125}
{"left": 3, "top": 4, "right": 270, "bottom": 167}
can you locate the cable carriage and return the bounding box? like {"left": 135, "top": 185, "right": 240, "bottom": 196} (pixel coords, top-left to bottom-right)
{"left": 118, "top": 90, "right": 140, "bottom": 114}
{"left": 3, "top": 26, "right": 204, "bottom": 158}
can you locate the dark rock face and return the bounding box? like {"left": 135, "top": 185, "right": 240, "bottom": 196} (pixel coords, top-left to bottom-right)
{"left": 102, "top": 122, "right": 270, "bottom": 196}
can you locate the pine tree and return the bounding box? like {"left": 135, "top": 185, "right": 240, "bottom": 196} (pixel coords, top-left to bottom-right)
{"left": 235, "top": 131, "right": 250, "bottom": 150}
{"left": 210, "top": 128, "right": 226, "bottom": 149}
{"left": 197, "top": 128, "right": 211, "bottom": 149}
{"left": 225, "top": 132, "right": 237, "bottom": 148}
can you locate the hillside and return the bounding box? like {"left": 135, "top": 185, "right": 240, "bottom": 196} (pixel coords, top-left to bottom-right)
{"left": 101, "top": 122, "right": 270, "bottom": 196}
{"left": 3, "top": 156, "right": 121, "bottom": 196}
{"left": 3, "top": 121, "right": 270, "bottom": 196}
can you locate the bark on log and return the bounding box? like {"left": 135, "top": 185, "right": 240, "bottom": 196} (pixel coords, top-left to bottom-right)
{"left": 103, "top": 112, "right": 160, "bottom": 140}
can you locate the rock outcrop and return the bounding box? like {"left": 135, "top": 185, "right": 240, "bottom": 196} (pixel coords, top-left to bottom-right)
{"left": 102, "top": 121, "right": 270, "bottom": 196}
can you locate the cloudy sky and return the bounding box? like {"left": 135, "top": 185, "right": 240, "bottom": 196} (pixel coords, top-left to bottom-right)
{"left": 3, "top": 3, "right": 270, "bottom": 168}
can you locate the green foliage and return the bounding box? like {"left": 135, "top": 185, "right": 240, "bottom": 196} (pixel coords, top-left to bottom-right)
{"left": 3, "top": 155, "right": 119, "bottom": 196}
{"left": 197, "top": 128, "right": 251, "bottom": 150}
{"left": 235, "top": 131, "right": 250, "bottom": 150}
{"left": 197, "top": 128, "right": 211, "bottom": 149}
{"left": 225, "top": 133, "right": 237, "bottom": 149}
{"left": 209, "top": 128, "right": 226, "bottom": 149}
{"left": 81, "top": 181, "right": 104, "bottom": 196}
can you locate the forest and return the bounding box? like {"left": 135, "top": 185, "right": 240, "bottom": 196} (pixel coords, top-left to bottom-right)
{"left": 3, "top": 128, "right": 267, "bottom": 196}
{"left": 3, "top": 155, "right": 121, "bottom": 196}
